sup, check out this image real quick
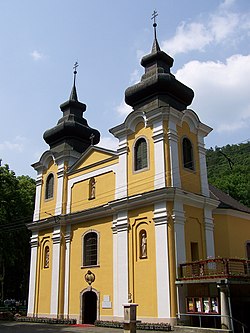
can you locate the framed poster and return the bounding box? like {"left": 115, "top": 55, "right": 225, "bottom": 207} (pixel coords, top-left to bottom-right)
{"left": 187, "top": 298, "right": 194, "bottom": 312}
{"left": 211, "top": 298, "right": 219, "bottom": 313}
{"left": 203, "top": 298, "right": 210, "bottom": 313}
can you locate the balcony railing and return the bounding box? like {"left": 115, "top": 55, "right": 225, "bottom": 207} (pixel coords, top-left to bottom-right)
{"left": 179, "top": 258, "right": 250, "bottom": 281}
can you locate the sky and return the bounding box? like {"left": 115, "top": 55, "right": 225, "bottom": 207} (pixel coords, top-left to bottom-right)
{"left": 0, "top": 0, "right": 249, "bottom": 177}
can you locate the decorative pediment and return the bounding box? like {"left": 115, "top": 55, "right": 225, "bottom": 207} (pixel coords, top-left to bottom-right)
{"left": 68, "top": 146, "right": 118, "bottom": 173}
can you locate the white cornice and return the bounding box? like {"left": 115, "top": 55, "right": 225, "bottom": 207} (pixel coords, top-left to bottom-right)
{"left": 213, "top": 208, "right": 250, "bottom": 220}
{"left": 28, "top": 187, "right": 222, "bottom": 231}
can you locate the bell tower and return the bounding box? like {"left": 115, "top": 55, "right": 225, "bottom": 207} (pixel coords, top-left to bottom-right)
{"left": 43, "top": 62, "right": 100, "bottom": 155}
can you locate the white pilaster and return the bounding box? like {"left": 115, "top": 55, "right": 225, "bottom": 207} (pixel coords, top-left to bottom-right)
{"left": 112, "top": 215, "right": 118, "bottom": 317}
{"left": 55, "top": 162, "right": 65, "bottom": 215}
{"left": 168, "top": 121, "right": 181, "bottom": 188}
{"left": 112, "top": 211, "right": 129, "bottom": 318}
{"left": 172, "top": 200, "right": 186, "bottom": 270}
{"left": 198, "top": 135, "right": 209, "bottom": 196}
{"left": 115, "top": 136, "right": 128, "bottom": 199}
{"left": 204, "top": 208, "right": 215, "bottom": 258}
{"left": 27, "top": 231, "right": 39, "bottom": 316}
{"left": 63, "top": 225, "right": 71, "bottom": 318}
{"left": 50, "top": 225, "right": 61, "bottom": 317}
{"left": 153, "top": 202, "right": 170, "bottom": 318}
{"left": 152, "top": 120, "right": 166, "bottom": 189}
{"left": 33, "top": 173, "right": 43, "bottom": 221}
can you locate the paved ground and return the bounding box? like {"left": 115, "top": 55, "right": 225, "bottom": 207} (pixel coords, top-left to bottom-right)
{"left": 0, "top": 322, "right": 168, "bottom": 333}
{"left": 0, "top": 322, "right": 122, "bottom": 333}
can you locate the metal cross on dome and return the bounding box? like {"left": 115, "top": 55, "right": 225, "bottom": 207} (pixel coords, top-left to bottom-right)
{"left": 72, "top": 61, "right": 79, "bottom": 88}
{"left": 151, "top": 10, "right": 158, "bottom": 39}
{"left": 151, "top": 10, "right": 158, "bottom": 24}
{"left": 73, "top": 61, "right": 79, "bottom": 74}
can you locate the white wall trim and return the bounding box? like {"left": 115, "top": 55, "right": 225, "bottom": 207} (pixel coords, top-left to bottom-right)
{"left": 112, "top": 215, "right": 118, "bottom": 316}
{"left": 112, "top": 211, "right": 129, "bottom": 317}
{"left": 66, "top": 164, "right": 117, "bottom": 214}
{"left": 172, "top": 200, "right": 186, "bottom": 269}
{"left": 204, "top": 208, "right": 215, "bottom": 258}
{"left": 153, "top": 120, "right": 166, "bottom": 190}
{"left": 167, "top": 121, "right": 181, "bottom": 188}
{"left": 153, "top": 202, "right": 170, "bottom": 318}
{"left": 198, "top": 135, "right": 209, "bottom": 197}
{"left": 55, "top": 162, "right": 65, "bottom": 215}
{"left": 50, "top": 225, "right": 61, "bottom": 316}
{"left": 63, "top": 225, "right": 71, "bottom": 318}
{"left": 27, "top": 231, "right": 39, "bottom": 316}
{"left": 33, "top": 173, "right": 42, "bottom": 221}
{"left": 213, "top": 208, "right": 250, "bottom": 220}
{"left": 115, "top": 136, "right": 128, "bottom": 199}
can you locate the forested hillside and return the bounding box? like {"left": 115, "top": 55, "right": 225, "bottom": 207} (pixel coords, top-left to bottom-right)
{"left": 206, "top": 141, "right": 250, "bottom": 208}
{"left": 0, "top": 165, "right": 35, "bottom": 302}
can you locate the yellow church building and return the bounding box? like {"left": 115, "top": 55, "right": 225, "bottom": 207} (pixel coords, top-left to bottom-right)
{"left": 27, "top": 22, "right": 250, "bottom": 331}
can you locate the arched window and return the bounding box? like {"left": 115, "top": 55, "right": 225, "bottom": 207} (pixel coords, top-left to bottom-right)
{"left": 182, "top": 138, "right": 194, "bottom": 170}
{"left": 139, "top": 230, "right": 147, "bottom": 259}
{"left": 83, "top": 232, "right": 98, "bottom": 266}
{"left": 44, "top": 246, "right": 50, "bottom": 268}
{"left": 134, "top": 138, "right": 148, "bottom": 171}
{"left": 45, "top": 173, "right": 54, "bottom": 199}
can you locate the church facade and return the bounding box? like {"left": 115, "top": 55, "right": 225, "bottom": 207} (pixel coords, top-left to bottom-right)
{"left": 27, "top": 27, "right": 250, "bottom": 329}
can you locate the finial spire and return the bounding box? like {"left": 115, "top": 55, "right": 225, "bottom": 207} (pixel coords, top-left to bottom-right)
{"left": 69, "top": 61, "right": 79, "bottom": 101}
{"left": 151, "top": 10, "right": 160, "bottom": 53}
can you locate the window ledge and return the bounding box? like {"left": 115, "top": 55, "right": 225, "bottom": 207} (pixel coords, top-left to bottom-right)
{"left": 81, "top": 265, "right": 100, "bottom": 269}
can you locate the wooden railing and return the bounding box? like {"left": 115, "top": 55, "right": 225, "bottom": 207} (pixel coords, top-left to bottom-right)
{"left": 179, "top": 258, "right": 250, "bottom": 280}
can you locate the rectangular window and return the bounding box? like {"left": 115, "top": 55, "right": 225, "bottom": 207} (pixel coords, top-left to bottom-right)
{"left": 191, "top": 242, "right": 199, "bottom": 261}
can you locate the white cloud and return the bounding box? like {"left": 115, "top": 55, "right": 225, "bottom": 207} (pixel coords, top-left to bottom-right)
{"left": 209, "top": 12, "right": 239, "bottom": 42}
{"left": 219, "top": 0, "right": 235, "bottom": 10}
{"left": 162, "top": 22, "right": 212, "bottom": 56}
{"left": 136, "top": 49, "right": 145, "bottom": 60}
{"left": 161, "top": 2, "right": 249, "bottom": 56}
{"left": 130, "top": 69, "right": 140, "bottom": 84}
{"left": 176, "top": 54, "right": 250, "bottom": 134}
{"left": 0, "top": 136, "right": 27, "bottom": 152}
{"left": 115, "top": 100, "right": 132, "bottom": 116}
{"left": 30, "top": 50, "right": 44, "bottom": 61}
{"left": 97, "top": 136, "right": 118, "bottom": 151}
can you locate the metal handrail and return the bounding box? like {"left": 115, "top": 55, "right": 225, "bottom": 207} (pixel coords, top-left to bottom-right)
{"left": 177, "top": 312, "right": 248, "bottom": 333}
{"left": 179, "top": 258, "right": 250, "bottom": 280}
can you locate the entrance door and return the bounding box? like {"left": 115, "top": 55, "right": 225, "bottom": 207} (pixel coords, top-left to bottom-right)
{"left": 82, "top": 291, "right": 97, "bottom": 324}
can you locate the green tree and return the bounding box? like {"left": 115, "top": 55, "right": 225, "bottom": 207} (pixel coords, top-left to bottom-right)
{"left": 0, "top": 164, "right": 35, "bottom": 303}
{"left": 206, "top": 142, "right": 250, "bottom": 207}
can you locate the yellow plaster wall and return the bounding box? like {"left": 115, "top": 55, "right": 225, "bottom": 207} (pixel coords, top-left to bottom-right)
{"left": 75, "top": 150, "right": 116, "bottom": 170}
{"left": 68, "top": 217, "right": 113, "bottom": 317}
{"left": 214, "top": 212, "right": 250, "bottom": 258}
{"left": 177, "top": 122, "right": 201, "bottom": 194}
{"left": 36, "top": 230, "right": 53, "bottom": 315}
{"left": 184, "top": 205, "right": 205, "bottom": 261}
{"left": 128, "top": 206, "right": 157, "bottom": 318}
{"left": 71, "top": 155, "right": 118, "bottom": 177}
{"left": 40, "top": 161, "right": 58, "bottom": 220}
{"left": 127, "top": 122, "right": 155, "bottom": 196}
{"left": 70, "top": 171, "right": 115, "bottom": 213}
